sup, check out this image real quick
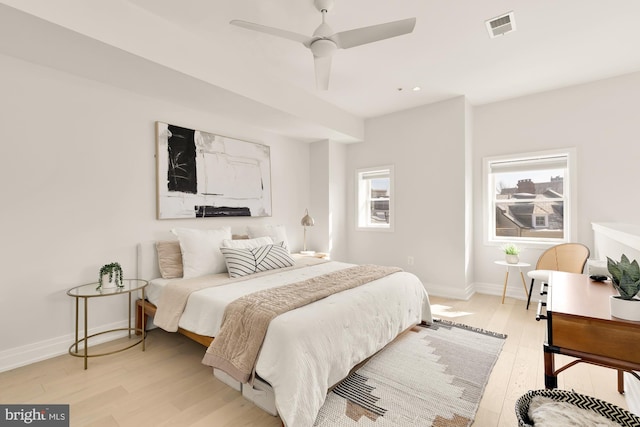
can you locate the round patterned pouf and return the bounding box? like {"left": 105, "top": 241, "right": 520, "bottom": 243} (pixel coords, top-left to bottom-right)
{"left": 515, "top": 389, "right": 640, "bottom": 427}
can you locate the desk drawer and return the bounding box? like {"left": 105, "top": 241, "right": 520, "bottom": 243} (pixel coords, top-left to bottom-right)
{"left": 552, "top": 314, "right": 640, "bottom": 363}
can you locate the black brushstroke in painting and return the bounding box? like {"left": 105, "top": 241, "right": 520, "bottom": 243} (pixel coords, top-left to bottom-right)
{"left": 167, "top": 124, "right": 197, "bottom": 194}
{"left": 195, "top": 206, "right": 251, "bottom": 217}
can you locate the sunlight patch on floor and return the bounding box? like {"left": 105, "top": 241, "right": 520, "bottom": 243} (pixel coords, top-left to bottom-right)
{"left": 431, "top": 304, "right": 472, "bottom": 318}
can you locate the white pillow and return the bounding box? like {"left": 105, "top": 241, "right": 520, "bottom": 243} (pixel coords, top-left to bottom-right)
{"left": 171, "top": 227, "right": 231, "bottom": 278}
{"left": 220, "top": 242, "right": 295, "bottom": 278}
{"left": 247, "top": 225, "right": 290, "bottom": 251}
{"left": 221, "top": 236, "right": 273, "bottom": 249}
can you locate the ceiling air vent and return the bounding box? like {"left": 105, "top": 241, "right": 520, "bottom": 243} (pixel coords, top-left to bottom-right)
{"left": 486, "top": 11, "right": 516, "bottom": 38}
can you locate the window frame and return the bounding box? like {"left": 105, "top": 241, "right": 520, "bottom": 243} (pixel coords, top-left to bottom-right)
{"left": 355, "top": 165, "right": 394, "bottom": 232}
{"left": 483, "top": 148, "right": 577, "bottom": 247}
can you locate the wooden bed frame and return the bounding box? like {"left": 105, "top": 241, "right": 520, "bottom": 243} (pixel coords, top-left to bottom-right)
{"left": 135, "top": 299, "right": 213, "bottom": 347}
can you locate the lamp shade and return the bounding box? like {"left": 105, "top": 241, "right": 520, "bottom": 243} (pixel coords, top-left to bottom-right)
{"left": 301, "top": 209, "right": 315, "bottom": 227}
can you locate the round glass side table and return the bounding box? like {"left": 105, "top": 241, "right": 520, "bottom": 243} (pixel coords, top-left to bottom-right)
{"left": 67, "top": 279, "right": 148, "bottom": 369}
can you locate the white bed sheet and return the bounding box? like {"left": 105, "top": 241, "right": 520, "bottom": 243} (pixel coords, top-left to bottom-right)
{"left": 149, "top": 261, "right": 431, "bottom": 427}
{"left": 146, "top": 277, "right": 170, "bottom": 306}
{"left": 149, "top": 261, "right": 353, "bottom": 336}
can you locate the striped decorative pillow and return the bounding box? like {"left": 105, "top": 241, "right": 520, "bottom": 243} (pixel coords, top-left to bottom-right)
{"left": 221, "top": 242, "right": 295, "bottom": 278}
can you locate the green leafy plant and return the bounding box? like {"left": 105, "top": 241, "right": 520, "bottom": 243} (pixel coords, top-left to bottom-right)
{"left": 607, "top": 254, "right": 640, "bottom": 300}
{"left": 501, "top": 244, "right": 521, "bottom": 255}
{"left": 97, "top": 262, "right": 123, "bottom": 290}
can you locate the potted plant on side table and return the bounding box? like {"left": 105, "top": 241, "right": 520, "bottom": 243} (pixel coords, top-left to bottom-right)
{"left": 607, "top": 254, "right": 640, "bottom": 321}
{"left": 98, "top": 262, "right": 123, "bottom": 290}
{"left": 502, "top": 244, "right": 521, "bottom": 264}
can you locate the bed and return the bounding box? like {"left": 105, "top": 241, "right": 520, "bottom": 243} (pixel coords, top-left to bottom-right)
{"left": 136, "top": 234, "right": 432, "bottom": 427}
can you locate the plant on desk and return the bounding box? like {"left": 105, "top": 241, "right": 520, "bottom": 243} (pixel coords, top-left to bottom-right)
{"left": 607, "top": 254, "right": 640, "bottom": 321}
{"left": 98, "top": 262, "right": 123, "bottom": 290}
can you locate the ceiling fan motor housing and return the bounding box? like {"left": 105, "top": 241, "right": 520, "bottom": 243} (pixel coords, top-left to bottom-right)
{"left": 314, "top": 0, "right": 335, "bottom": 13}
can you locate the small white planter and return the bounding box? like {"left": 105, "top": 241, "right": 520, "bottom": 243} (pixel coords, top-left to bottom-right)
{"left": 610, "top": 295, "right": 640, "bottom": 321}
{"left": 505, "top": 254, "right": 520, "bottom": 264}
{"left": 101, "top": 274, "right": 118, "bottom": 289}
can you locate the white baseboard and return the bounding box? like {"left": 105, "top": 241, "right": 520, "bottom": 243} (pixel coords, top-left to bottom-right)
{"left": 424, "top": 281, "right": 475, "bottom": 300}
{"left": 474, "top": 281, "right": 530, "bottom": 301}
{"left": 424, "top": 280, "right": 533, "bottom": 302}
{"left": 0, "top": 320, "right": 131, "bottom": 373}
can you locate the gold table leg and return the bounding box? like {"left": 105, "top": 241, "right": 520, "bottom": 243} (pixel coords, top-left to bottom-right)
{"left": 520, "top": 270, "right": 529, "bottom": 298}
{"left": 128, "top": 292, "right": 132, "bottom": 339}
{"left": 74, "top": 297, "right": 79, "bottom": 354}
{"left": 502, "top": 269, "right": 510, "bottom": 304}
{"left": 83, "top": 297, "right": 88, "bottom": 370}
{"left": 141, "top": 288, "right": 146, "bottom": 351}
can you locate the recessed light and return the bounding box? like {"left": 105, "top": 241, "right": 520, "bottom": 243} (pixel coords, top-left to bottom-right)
{"left": 397, "top": 87, "right": 421, "bottom": 92}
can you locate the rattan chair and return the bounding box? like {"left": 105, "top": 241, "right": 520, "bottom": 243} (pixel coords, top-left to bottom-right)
{"left": 526, "top": 243, "right": 590, "bottom": 309}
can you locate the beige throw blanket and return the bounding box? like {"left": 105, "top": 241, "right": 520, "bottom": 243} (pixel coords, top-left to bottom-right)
{"left": 201, "top": 264, "right": 402, "bottom": 383}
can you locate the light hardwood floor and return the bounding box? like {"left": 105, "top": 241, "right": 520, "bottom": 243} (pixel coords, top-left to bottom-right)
{"left": 0, "top": 293, "right": 630, "bottom": 426}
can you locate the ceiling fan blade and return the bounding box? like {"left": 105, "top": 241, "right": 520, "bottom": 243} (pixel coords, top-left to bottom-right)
{"left": 333, "top": 17, "right": 416, "bottom": 49}
{"left": 314, "top": 55, "right": 332, "bottom": 91}
{"left": 230, "top": 20, "right": 312, "bottom": 45}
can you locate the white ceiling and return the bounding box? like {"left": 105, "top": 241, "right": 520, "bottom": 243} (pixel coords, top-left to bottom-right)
{"left": 2, "top": 0, "right": 640, "bottom": 142}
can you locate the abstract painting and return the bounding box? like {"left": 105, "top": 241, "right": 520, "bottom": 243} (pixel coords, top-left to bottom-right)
{"left": 156, "top": 122, "right": 272, "bottom": 219}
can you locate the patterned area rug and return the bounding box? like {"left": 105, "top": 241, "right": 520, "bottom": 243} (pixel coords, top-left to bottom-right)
{"left": 314, "top": 319, "right": 506, "bottom": 427}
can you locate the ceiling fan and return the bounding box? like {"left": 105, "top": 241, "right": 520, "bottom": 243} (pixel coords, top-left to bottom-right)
{"left": 230, "top": 0, "right": 416, "bottom": 90}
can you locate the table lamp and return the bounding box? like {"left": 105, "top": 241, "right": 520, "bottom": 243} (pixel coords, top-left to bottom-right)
{"left": 300, "top": 208, "right": 315, "bottom": 255}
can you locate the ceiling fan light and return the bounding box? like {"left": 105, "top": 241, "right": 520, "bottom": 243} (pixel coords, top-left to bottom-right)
{"left": 310, "top": 39, "right": 337, "bottom": 57}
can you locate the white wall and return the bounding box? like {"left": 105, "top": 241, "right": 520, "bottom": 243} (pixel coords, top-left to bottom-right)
{"left": 473, "top": 71, "right": 640, "bottom": 297}
{"left": 0, "top": 53, "right": 312, "bottom": 371}
{"left": 309, "top": 140, "right": 330, "bottom": 254}
{"left": 464, "top": 99, "right": 475, "bottom": 290}
{"left": 345, "top": 97, "right": 472, "bottom": 298}
{"left": 328, "top": 142, "right": 348, "bottom": 262}
{"left": 309, "top": 140, "right": 348, "bottom": 261}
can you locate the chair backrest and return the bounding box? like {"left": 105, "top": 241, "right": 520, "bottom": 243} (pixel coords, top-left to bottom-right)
{"left": 536, "top": 243, "right": 590, "bottom": 273}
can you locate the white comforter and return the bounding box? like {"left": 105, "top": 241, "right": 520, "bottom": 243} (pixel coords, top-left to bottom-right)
{"left": 150, "top": 261, "right": 432, "bottom": 427}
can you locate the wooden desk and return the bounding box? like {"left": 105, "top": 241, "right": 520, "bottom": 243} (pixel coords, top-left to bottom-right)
{"left": 543, "top": 271, "right": 640, "bottom": 392}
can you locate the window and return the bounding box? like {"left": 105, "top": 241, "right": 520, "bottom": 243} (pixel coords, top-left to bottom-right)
{"left": 484, "top": 149, "right": 576, "bottom": 244}
{"left": 356, "top": 166, "right": 394, "bottom": 231}
{"left": 534, "top": 215, "right": 547, "bottom": 228}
